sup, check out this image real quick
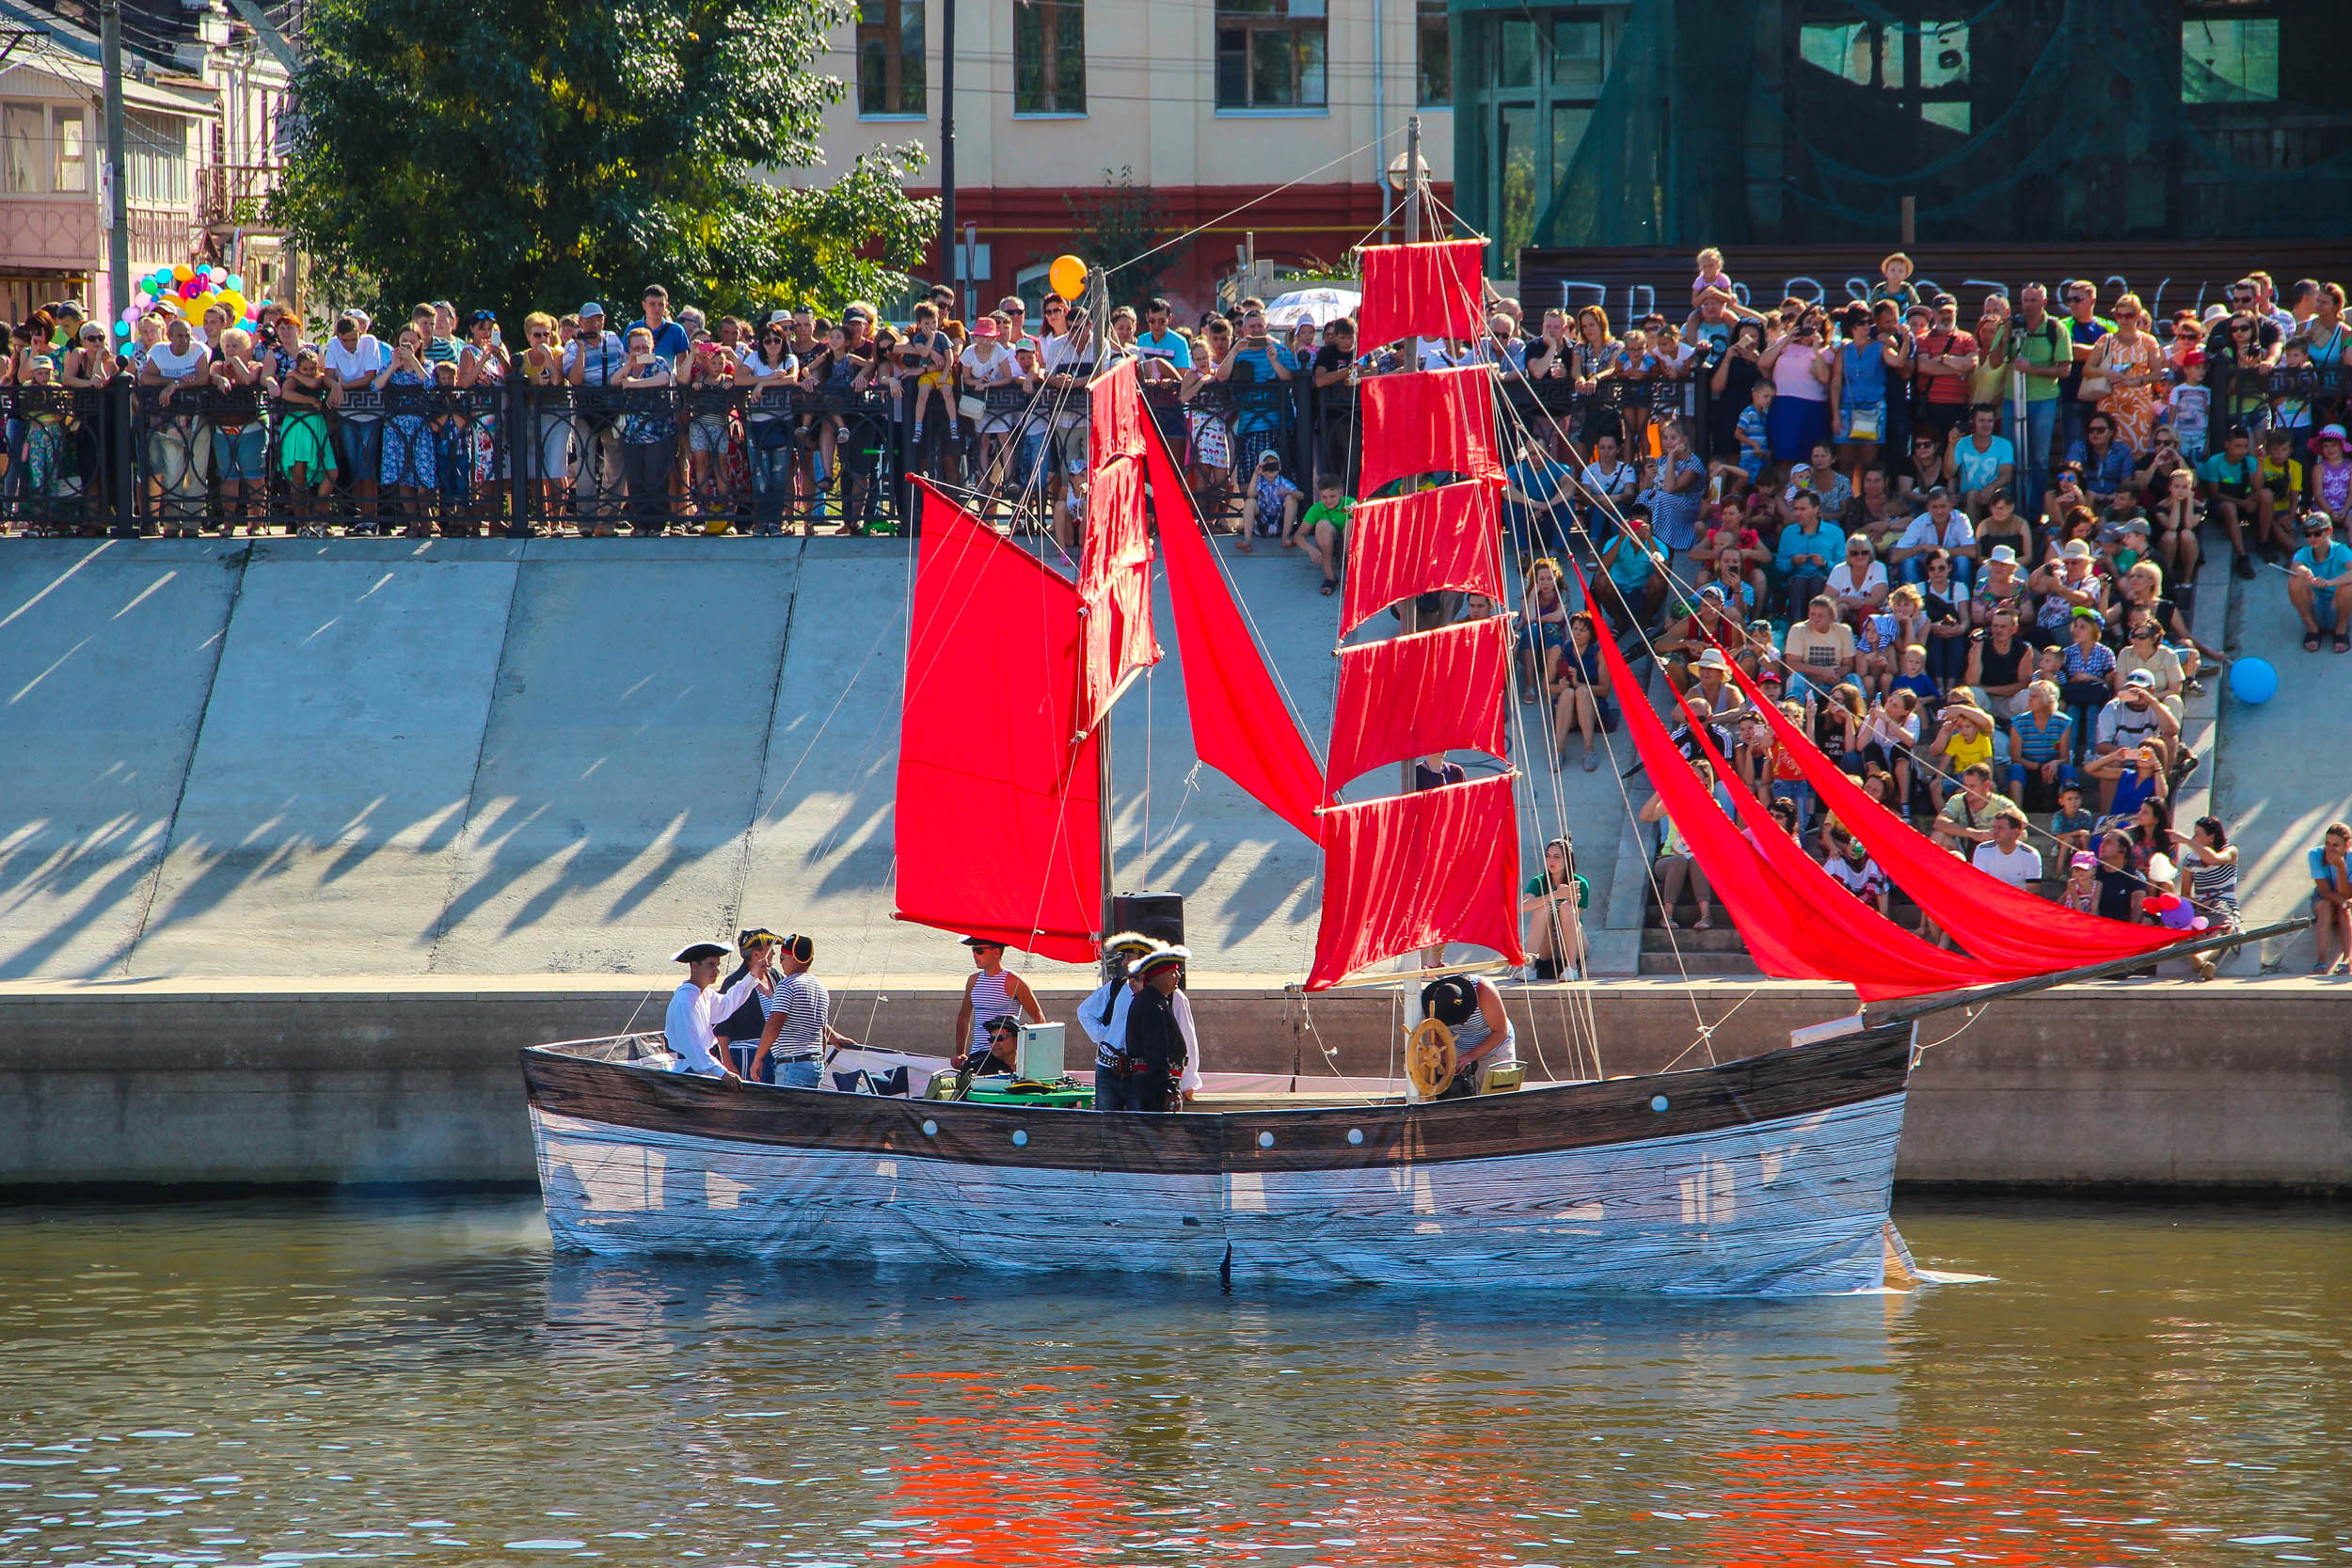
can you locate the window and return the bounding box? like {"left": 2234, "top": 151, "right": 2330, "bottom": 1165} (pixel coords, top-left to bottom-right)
{"left": 857, "top": 0, "right": 926, "bottom": 117}
{"left": 1215, "top": 0, "right": 1327, "bottom": 111}
{"left": 126, "top": 111, "right": 188, "bottom": 207}
{"left": 52, "top": 107, "right": 87, "bottom": 194}
{"left": 1015, "top": 0, "right": 1085, "bottom": 115}
{"left": 1416, "top": 0, "right": 1451, "bottom": 106}
{"left": 1796, "top": 17, "right": 1970, "bottom": 132}
{"left": 1481, "top": 10, "right": 1618, "bottom": 277}
{"left": 2183, "top": 17, "right": 2278, "bottom": 104}
{"left": 2, "top": 103, "right": 39, "bottom": 193}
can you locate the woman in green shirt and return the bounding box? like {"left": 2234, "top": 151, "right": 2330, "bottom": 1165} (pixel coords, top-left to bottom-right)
{"left": 1521, "top": 835, "right": 1591, "bottom": 981}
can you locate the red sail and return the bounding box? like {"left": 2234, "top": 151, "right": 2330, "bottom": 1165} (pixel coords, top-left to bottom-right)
{"left": 1357, "top": 239, "right": 1486, "bottom": 352}
{"left": 1340, "top": 481, "right": 1506, "bottom": 636}
{"left": 1076, "top": 360, "right": 1158, "bottom": 736}
{"left": 1720, "top": 653, "right": 2182, "bottom": 967}
{"left": 1305, "top": 775, "right": 1528, "bottom": 990}
{"left": 1581, "top": 574, "right": 1989, "bottom": 1001}
{"left": 1660, "top": 670, "right": 2026, "bottom": 990}
{"left": 1326, "top": 616, "right": 1511, "bottom": 788}
{"left": 1141, "top": 410, "right": 1328, "bottom": 842}
{"left": 1359, "top": 365, "right": 1502, "bottom": 498}
{"left": 894, "top": 483, "right": 1101, "bottom": 961}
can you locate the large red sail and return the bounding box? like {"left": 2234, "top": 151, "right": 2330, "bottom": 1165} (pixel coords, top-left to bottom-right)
{"left": 1719, "top": 653, "right": 2181, "bottom": 966}
{"left": 1141, "top": 412, "right": 1328, "bottom": 842}
{"left": 894, "top": 483, "right": 1101, "bottom": 961}
{"left": 1359, "top": 365, "right": 1503, "bottom": 498}
{"left": 1355, "top": 239, "right": 1486, "bottom": 352}
{"left": 1076, "top": 360, "right": 1158, "bottom": 736}
{"left": 1305, "top": 775, "right": 1527, "bottom": 990}
{"left": 1340, "top": 481, "right": 1506, "bottom": 636}
{"left": 1326, "top": 616, "right": 1510, "bottom": 787}
{"left": 1581, "top": 577, "right": 1990, "bottom": 1001}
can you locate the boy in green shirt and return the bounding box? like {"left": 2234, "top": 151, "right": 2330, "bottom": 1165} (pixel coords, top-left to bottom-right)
{"left": 1302, "top": 475, "right": 1355, "bottom": 595}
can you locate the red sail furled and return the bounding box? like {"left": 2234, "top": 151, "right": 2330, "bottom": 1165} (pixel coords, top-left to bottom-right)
{"left": 1581, "top": 574, "right": 1985, "bottom": 1001}
{"left": 1356, "top": 239, "right": 1486, "bottom": 352}
{"left": 1326, "top": 616, "right": 1511, "bottom": 787}
{"left": 894, "top": 483, "right": 1101, "bottom": 961}
{"left": 1340, "top": 481, "right": 1506, "bottom": 636}
{"left": 1305, "top": 775, "right": 1527, "bottom": 990}
{"left": 1140, "top": 410, "right": 1328, "bottom": 842}
{"left": 1076, "top": 359, "right": 1158, "bottom": 736}
{"left": 1359, "top": 364, "right": 1503, "bottom": 499}
{"left": 1720, "top": 652, "right": 2182, "bottom": 967}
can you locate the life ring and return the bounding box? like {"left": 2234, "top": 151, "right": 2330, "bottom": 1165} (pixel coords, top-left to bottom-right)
{"left": 1406, "top": 1017, "right": 1456, "bottom": 1100}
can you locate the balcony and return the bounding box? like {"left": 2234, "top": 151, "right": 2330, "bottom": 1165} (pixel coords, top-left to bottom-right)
{"left": 201, "top": 161, "right": 281, "bottom": 229}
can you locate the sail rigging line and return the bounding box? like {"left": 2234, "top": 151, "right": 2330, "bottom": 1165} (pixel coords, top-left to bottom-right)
{"left": 1100, "top": 130, "right": 1398, "bottom": 282}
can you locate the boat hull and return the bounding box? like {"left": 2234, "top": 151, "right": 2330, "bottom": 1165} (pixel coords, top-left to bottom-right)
{"left": 523, "top": 1022, "right": 1915, "bottom": 1295}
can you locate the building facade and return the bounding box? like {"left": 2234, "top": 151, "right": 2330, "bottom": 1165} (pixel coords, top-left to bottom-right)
{"left": 810, "top": 0, "right": 1457, "bottom": 315}
{"left": 0, "top": 0, "right": 291, "bottom": 328}
{"left": 1448, "top": 0, "right": 2352, "bottom": 279}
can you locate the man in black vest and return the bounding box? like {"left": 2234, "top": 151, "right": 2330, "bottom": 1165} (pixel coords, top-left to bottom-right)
{"left": 1110, "top": 944, "right": 1189, "bottom": 1114}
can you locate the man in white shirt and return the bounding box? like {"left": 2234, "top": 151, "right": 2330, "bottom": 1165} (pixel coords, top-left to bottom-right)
{"left": 1969, "top": 811, "right": 2043, "bottom": 891}
{"left": 1077, "top": 931, "right": 1160, "bottom": 1105}
{"left": 663, "top": 941, "right": 739, "bottom": 1078}
{"left": 1891, "top": 486, "right": 1978, "bottom": 584}
{"left": 563, "top": 302, "right": 628, "bottom": 532}
{"left": 322, "top": 311, "right": 389, "bottom": 531}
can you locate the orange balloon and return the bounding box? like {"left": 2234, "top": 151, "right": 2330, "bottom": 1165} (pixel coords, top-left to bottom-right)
{"left": 1047, "top": 254, "right": 1087, "bottom": 301}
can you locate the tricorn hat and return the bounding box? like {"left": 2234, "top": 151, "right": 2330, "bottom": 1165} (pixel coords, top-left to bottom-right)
{"left": 671, "top": 941, "right": 729, "bottom": 964}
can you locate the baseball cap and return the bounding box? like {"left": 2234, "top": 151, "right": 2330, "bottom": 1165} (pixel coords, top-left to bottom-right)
{"left": 579, "top": 301, "right": 606, "bottom": 318}
{"left": 2304, "top": 515, "right": 2333, "bottom": 532}
{"left": 2123, "top": 668, "right": 2156, "bottom": 689}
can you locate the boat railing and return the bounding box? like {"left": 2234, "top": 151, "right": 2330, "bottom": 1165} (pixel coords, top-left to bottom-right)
{"left": 532, "top": 1031, "right": 672, "bottom": 1064}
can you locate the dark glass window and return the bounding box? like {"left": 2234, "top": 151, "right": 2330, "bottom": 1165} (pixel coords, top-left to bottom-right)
{"left": 1215, "top": 0, "right": 1327, "bottom": 109}
{"left": 857, "top": 0, "right": 926, "bottom": 116}
{"left": 1015, "top": 0, "right": 1087, "bottom": 115}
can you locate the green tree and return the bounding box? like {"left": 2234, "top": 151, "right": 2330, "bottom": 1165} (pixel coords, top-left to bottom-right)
{"left": 1060, "top": 166, "right": 1186, "bottom": 310}
{"left": 275, "top": 0, "right": 937, "bottom": 322}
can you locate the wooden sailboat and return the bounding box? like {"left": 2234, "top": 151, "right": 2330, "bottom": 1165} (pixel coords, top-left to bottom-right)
{"left": 521, "top": 241, "right": 2249, "bottom": 1293}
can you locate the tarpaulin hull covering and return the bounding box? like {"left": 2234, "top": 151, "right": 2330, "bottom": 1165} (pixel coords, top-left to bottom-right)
{"left": 1340, "top": 482, "right": 1506, "bottom": 636}
{"left": 1718, "top": 652, "right": 2181, "bottom": 967}
{"left": 1359, "top": 366, "right": 1503, "bottom": 499}
{"left": 1579, "top": 568, "right": 1980, "bottom": 1002}
{"left": 1142, "top": 414, "right": 1328, "bottom": 842}
{"left": 1326, "top": 617, "right": 1512, "bottom": 788}
{"left": 1356, "top": 239, "right": 1487, "bottom": 354}
{"left": 894, "top": 484, "right": 1101, "bottom": 961}
{"left": 1077, "top": 361, "right": 1158, "bottom": 736}
{"left": 1305, "top": 775, "right": 1528, "bottom": 990}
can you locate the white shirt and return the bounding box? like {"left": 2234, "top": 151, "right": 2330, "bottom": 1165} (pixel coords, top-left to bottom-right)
{"left": 664, "top": 981, "right": 724, "bottom": 1076}
{"left": 1971, "top": 841, "right": 2043, "bottom": 891}
{"left": 1170, "top": 988, "right": 1202, "bottom": 1094}
{"left": 1828, "top": 559, "right": 1889, "bottom": 600}
{"left": 1581, "top": 459, "right": 1638, "bottom": 499}
{"left": 147, "top": 341, "right": 210, "bottom": 381}
{"left": 322, "top": 336, "right": 387, "bottom": 412}
{"left": 1898, "top": 510, "right": 1976, "bottom": 552}
{"left": 1078, "top": 978, "right": 1202, "bottom": 1092}
{"left": 1414, "top": 337, "right": 1463, "bottom": 371}
{"left": 961, "top": 341, "right": 1016, "bottom": 386}
{"left": 663, "top": 974, "right": 761, "bottom": 1076}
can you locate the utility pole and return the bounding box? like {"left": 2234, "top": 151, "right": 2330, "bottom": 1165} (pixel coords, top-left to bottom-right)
{"left": 938, "top": 0, "right": 956, "bottom": 302}
{"left": 1404, "top": 113, "right": 1422, "bottom": 245}
{"left": 101, "top": 0, "right": 129, "bottom": 326}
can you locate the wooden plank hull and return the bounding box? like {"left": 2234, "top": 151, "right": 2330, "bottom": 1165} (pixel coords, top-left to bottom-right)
{"left": 522, "top": 1022, "right": 1915, "bottom": 1295}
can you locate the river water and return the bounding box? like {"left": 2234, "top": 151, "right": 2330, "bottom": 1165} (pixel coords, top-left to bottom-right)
{"left": 2, "top": 1196, "right": 2344, "bottom": 1567}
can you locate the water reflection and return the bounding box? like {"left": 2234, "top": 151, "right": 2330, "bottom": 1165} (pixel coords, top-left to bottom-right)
{"left": 0, "top": 1196, "right": 2344, "bottom": 1565}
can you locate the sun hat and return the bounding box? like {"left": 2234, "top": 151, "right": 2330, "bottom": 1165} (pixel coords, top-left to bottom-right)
{"left": 2319, "top": 423, "right": 2349, "bottom": 444}
{"left": 1988, "top": 544, "right": 2018, "bottom": 564}
{"left": 2071, "top": 851, "right": 2096, "bottom": 869}
{"left": 2061, "top": 539, "right": 2093, "bottom": 560}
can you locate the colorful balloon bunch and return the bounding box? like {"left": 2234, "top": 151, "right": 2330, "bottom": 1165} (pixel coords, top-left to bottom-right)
{"left": 117, "top": 261, "right": 276, "bottom": 340}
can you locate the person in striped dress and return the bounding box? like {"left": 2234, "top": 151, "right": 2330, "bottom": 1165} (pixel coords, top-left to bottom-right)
{"left": 751, "top": 935, "right": 858, "bottom": 1086}
{"left": 952, "top": 937, "right": 1042, "bottom": 1069}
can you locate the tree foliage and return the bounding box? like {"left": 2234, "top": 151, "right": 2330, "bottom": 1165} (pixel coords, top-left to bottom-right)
{"left": 1061, "top": 166, "right": 1186, "bottom": 310}
{"left": 275, "top": 0, "right": 937, "bottom": 321}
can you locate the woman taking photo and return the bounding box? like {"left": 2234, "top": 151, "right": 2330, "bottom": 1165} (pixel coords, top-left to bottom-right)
{"left": 1757, "top": 309, "right": 1833, "bottom": 476}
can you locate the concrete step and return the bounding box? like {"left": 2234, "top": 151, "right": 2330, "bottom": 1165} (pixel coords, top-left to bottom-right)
{"left": 1641, "top": 927, "right": 1751, "bottom": 954}
{"left": 1638, "top": 951, "right": 1761, "bottom": 976}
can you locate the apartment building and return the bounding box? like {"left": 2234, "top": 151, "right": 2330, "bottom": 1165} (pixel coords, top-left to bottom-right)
{"left": 811, "top": 0, "right": 1456, "bottom": 314}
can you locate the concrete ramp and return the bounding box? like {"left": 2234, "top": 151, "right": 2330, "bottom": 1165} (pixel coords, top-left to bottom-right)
{"left": 133, "top": 542, "right": 517, "bottom": 974}
{"left": 426, "top": 542, "right": 800, "bottom": 974}
{"left": 0, "top": 541, "right": 240, "bottom": 978}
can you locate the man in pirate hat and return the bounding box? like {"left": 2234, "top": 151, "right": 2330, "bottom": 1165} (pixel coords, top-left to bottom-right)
{"left": 1106, "top": 944, "right": 1190, "bottom": 1113}
{"left": 1077, "top": 930, "right": 1161, "bottom": 1109}
{"left": 663, "top": 940, "right": 739, "bottom": 1078}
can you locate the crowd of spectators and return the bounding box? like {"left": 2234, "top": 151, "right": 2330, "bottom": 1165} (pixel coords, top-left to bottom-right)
{"left": 1526, "top": 251, "right": 2352, "bottom": 974}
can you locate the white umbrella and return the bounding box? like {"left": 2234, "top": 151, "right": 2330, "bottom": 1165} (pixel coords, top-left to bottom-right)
{"left": 1262, "top": 287, "right": 1361, "bottom": 328}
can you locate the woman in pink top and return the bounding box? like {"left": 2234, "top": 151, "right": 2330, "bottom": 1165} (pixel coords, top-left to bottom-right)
{"left": 1758, "top": 312, "right": 1833, "bottom": 473}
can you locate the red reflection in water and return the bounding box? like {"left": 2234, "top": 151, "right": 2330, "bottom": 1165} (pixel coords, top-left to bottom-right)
{"left": 881, "top": 1372, "right": 1127, "bottom": 1567}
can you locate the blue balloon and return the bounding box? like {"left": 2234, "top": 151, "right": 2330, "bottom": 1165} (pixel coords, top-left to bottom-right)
{"left": 2230, "top": 656, "right": 2278, "bottom": 705}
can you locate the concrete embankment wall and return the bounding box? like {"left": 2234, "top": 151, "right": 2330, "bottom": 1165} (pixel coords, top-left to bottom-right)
{"left": 1, "top": 978, "right": 2343, "bottom": 1192}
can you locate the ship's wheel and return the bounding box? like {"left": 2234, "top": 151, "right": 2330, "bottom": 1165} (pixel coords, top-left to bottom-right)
{"left": 1405, "top": 1018, "right": 1456, "bottom": 1100}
